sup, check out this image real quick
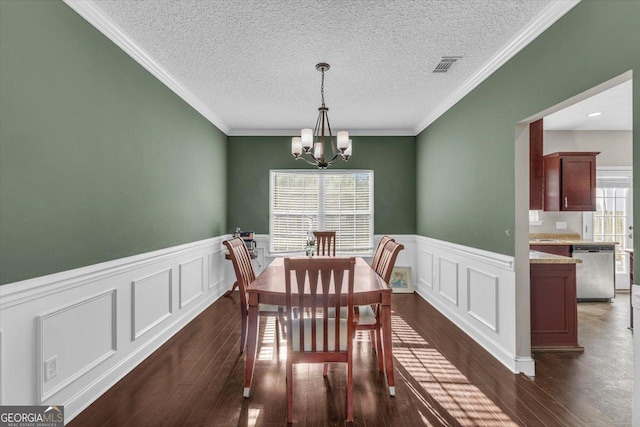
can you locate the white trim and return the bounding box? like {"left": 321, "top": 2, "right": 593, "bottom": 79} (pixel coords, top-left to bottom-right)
{"left": 414, "top": 0, "right": 580, "bottom": 134}
{"left": 62, "top": 0, "right": 229, "bottom": 134}
{"left": 0, "top": 237, "right": 225, "bottom": 309}
{"left": 416, "top": 235, "right": 515, "bottom": 271}
{"left": 228, "top": 128, "right": 416, "bottom": 137}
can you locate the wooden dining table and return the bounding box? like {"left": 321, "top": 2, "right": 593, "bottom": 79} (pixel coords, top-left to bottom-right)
{"left": 243, "top": 256, "right": 396, "bottom": 397}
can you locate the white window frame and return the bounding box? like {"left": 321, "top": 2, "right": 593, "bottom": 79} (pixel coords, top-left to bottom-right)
{"left": 269, "top": 169, "right": 374, "bottom": 256}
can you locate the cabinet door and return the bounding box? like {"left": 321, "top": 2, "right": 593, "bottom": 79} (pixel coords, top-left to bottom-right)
{"left": 561, "top": 155, "right": 596, "bottom": 211}
{"left": 530, "top": 244, "right": 572, "bottom": 257}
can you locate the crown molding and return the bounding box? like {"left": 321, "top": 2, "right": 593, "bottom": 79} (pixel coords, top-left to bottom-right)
{"left": 414, "top": 0, "right": 580, "bottom": 135}
{"left": 63, "top": 0, "right": 230, "bottom": 135}
{"left": 228, "top": 128, "right": 417, "bottom": 137}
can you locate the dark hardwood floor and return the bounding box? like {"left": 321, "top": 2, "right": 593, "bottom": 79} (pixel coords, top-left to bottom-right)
{"left": 532, "top": 292, "right": 633, "bottom": 427}
{"left": 69, "top": 292, "right": 633, "bottom": 426}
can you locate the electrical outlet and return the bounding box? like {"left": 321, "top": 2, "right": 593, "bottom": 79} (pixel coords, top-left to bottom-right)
{"left": 556, "top": 221, "right": 567, "bottom": 229}
{"left": 45, "top": 356, "right": 58, "bottom": 381}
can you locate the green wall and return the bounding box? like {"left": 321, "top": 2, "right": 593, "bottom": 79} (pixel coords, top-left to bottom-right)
{"left": 416, "top": 0, "right": 640, "bottom": 256}
{"left": 227, "top": 136, "right": 416, "bottom": 235}
{"left": 0, "top": 1, "right": 227, "bottom": 284}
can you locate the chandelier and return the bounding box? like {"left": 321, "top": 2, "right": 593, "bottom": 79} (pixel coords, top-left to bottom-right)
{"left": 291, "top": 63, "right": 352, "bottom": 169}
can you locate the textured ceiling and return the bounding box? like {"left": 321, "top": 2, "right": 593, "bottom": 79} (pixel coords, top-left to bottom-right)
{"left": 544, "top": 80, "right": 633, "bottom": 131}
{"left": 86, "top": 0, "right": 572, "bottom": 135}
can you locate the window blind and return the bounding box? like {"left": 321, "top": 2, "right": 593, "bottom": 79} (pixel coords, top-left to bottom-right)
{"left": 270, "top": 170, "right": 374, "bottom": 255}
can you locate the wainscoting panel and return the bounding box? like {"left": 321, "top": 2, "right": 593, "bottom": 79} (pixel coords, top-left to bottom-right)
{"left": 0, "top": 236, "right": 229, "bottom": 422}
{"left": 179, "top": 257, "right": 204, "bottom": 309}
{"left": 37, "top": 290, "right": 117, "bottom": 403}
{"left": 132, "top": 269, "right": 172, "bottom": 341}
{"left": 417, "top": 249, "right": 434, "bottom": 290}
{"left": 467, "top": 267, "right": 499, "bottom": 333}
{"left": 438, "top": 257, "right": 459, "bottom": 305}
{"left": 415, "top": 236, "right": 531, "bottom": 376}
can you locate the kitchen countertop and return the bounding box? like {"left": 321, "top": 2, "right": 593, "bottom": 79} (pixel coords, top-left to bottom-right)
{"left": 529, "top": 233, "right": 618, "bottom": 246}
{"left": 530, "top": 250, "right": 582, "bottom": 264}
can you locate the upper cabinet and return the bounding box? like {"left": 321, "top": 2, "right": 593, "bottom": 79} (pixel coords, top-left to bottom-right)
{"left": 543, "top": 152, "right": 599, "bottom": 211}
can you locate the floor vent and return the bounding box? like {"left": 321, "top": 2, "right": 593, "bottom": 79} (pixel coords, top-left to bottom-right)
{"left": 433, "top": 56, "right": 462, "bottom": 73}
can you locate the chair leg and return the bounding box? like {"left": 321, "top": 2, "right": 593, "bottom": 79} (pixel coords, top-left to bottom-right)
{"left": 323, "top": 363, "right": 329, "bottom": 376}
{"left": 370, "top": 330, "right": 376, "bottom": 349}
{"left": 278, "top": 306, "right": 286, "bottom": 339}
{"left": 240, "top": 310, "right": 248, "bottom": 353}
{"left": 275, "top": 316, "right": 280, "bottom": 358}
{"left": 346, "top": 357, "right": 354, "bottom": 422}
{"left": 376, "top": 325, "right": 384, "bottom": 372}
{"left": 287, "top": 360, "right": 294, "bottom": 423}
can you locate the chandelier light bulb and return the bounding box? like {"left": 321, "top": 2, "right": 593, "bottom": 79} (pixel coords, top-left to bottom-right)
{"left": 301, "top": 129, "right": 313, "bottom": 150}
{"left": 344, "top": 139, "right": 352, "bottom": 158}
{"left": 291, "top": 137, "right": 302, "bottom": 157}
{"left": 337, "top": 131, "right": 349, "bottom": 151}
{"left": 313, "top": 142, "right": 323, "bottom": 160}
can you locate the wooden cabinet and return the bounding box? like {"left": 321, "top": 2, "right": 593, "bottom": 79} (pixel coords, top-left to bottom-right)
{"left": 543, "top": 152, "right": 599, "bottom": 211}
{"left": 529, "top": 119, "right": 544, "bottom": 210}
{"left": 530, "top": 244, "right": 571, "bottom": 257}
{"left": 530, "top": 263, "right": 580, "bottom": 349}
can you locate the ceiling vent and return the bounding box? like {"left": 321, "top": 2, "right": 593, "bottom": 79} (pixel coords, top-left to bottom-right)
{"left": 432, "top": 56, "right": 462, "bottom": 73}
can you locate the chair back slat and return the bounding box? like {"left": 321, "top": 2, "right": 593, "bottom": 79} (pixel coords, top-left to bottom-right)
{"left": 223, "top": 238, "right": 256, "bottom": 310}
{"left": 375, "top": 240, "right": 405, "bottom": 284}
{"left": 371, "top": 236, "right": 394, "bottom": 271}
{"left": 284, "top": 257, "right": 355, "bottom": 354}
{"left": 313, "top": 231, "right": 337, "bottom": 256}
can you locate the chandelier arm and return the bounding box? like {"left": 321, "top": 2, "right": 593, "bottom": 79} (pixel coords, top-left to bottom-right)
{"left": 326, "top": 155, "right": 345, "bottom": 166}
{"left": 324, "top": 111, "right": 338, "bottom": 156}
{"left": 298, "top": 153, "right": 324, "bottom": 166}
{"left": 312, "top": 112, "right": 323, "bottom": 159}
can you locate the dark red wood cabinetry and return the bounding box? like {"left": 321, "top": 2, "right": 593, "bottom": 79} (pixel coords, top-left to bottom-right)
{"left": 530, "top": 263, "right": 580, "bottom": 349}
{"left": 543, "top": 152, "right": 599, "bottom": 211}
{"left": 529, "top": 119, "right": 544, "bottom": 210}
{"left": 530, "top": 244, "right": 571, "bottom": 257}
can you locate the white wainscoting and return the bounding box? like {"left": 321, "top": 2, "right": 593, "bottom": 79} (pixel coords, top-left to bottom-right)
{"left": 415, "top": 235, "right": 534, "bottom": 376}
{"left": 0, "top": 232, "right": 533, "bottom": 423}
{"left": 0, "top": 235, "right": 231, "bottom": 422}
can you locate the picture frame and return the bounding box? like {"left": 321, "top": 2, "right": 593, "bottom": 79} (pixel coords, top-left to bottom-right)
{"left": 388, "top": 267, "right": 413, "bottom": 293}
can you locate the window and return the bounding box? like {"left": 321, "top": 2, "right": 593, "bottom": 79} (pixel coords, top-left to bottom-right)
{"left": 270, "top": 170, "right": 374, "bottom": 255}
{"left": 585, "top": 168, "right": 633, "bottom": 277}
{"left": 594, "top": 187, "right": 630, "bottom": 274}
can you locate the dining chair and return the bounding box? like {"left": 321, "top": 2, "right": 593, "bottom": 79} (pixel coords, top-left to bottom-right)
{"left": 356, "top": 239, "right": 404, "bottom": 371}
{"left": 284, "top": 257, "right": 356, "bottom": 423}
{"left": 313, "top": 231, "right": 336, "bottom": 256}
{"left": 371, "top": 235, "right": 394, "bottom": 272}
{"left": 223, "top": 238, "right": 285, "bottom": 355}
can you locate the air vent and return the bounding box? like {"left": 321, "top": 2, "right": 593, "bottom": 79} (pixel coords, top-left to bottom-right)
{"left": 432, "top": 56, "right": 462, "bottom": 73}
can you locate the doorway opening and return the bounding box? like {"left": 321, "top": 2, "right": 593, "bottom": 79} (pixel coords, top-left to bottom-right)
{"left": 516, "top": 70, "right": 634, "bottom": 425}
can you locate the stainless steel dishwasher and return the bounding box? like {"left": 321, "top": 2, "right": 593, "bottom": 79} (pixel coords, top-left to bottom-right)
{"left": 572, "top": 244, "right": 615, "bottom": 301}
